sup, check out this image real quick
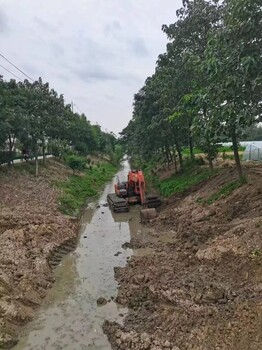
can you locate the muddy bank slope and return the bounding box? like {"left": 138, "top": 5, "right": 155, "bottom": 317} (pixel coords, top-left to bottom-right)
{"left": 104, "top": 165, "right": 262, "bottom": 350}
{"left": 0, "top": 161, "right": 78, "bottom": 348}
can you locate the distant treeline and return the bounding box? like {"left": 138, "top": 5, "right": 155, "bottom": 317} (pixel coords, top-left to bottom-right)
{"left": 0, "top": 76, "right": 119, "bottom": 172}
{"left": 121, "top": 0, "right": 262, "bottom": 178}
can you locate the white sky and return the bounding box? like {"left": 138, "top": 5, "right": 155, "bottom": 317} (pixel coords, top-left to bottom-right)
{"left": 0, "top": 0, "right": 181, "bottom": 134}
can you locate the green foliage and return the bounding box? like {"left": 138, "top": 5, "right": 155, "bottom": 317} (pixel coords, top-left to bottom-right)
{"left": 65, "top": 155, "right": 87, "bottom": 174}
{"left": 250, "top": 249, "right": 262, "bottom": 260}
{"left": 58, "top": 163, "right": 117, "bottom": 216}
{"left": 48, "top": 139, "right": 69, "bottom": 158}
{"left": 120, "top": 0, "right": 261, "bottom": 178}
{"left": 218, "top": 146, "right": 245, "bottom": 153}
{"left": 182, "top": 147, "right": 202, "bottom": 156}
{"left": 204, "top": 178, "right": 246, "bottom": 205}
{"left": 0, "top": 75, "right": 119, "bottom": 174}
{"left": 159, "top": 164, "right": 219, "bottom": 197}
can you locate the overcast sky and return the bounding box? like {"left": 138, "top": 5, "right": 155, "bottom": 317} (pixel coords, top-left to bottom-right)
{"left": 0, "top": 0, "right": 181, "bottom": 134}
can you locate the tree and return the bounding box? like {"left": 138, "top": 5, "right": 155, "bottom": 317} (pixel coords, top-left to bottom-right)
{"left": 65, "top": 155, "right": 86, "bottom": 175}
{"left": 204, "top": 0, "right": 262, "bottom": 178}
{"left": 0, "top": 75, "right": 118, "bottom": 173}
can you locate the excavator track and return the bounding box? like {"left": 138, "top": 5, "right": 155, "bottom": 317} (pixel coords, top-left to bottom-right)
{"left": 107, "top": 193, "right": 129, "bottom": 212}
{"left": 146, "top": 195, "right": 161, "bottom": 208}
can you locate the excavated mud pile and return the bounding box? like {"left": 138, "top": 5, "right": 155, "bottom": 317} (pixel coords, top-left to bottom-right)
{"left": 104, "top": 166, "right": 262, "bottom": 350}
{"left": 0, "top": 161, "right": 78, "bottom": 348}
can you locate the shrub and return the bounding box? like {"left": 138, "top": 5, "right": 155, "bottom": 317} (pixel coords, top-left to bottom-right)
{"left": 65, "top": 155, "right": 86, "bottom": 174}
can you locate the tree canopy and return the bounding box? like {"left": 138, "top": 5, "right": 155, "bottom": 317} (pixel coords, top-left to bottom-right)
{"left": 121, "top": 0, "right": 262, "bottom": 178}
{"left": 0, "top": 76, "right": 118, "bottom": 173}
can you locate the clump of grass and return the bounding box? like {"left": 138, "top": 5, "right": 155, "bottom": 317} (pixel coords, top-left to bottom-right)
{"left": 58, "top": 162, "right": 117, "bottom": 216}
{"left": 182, "top": 147, "right": 202, "bottom": 156}
{"left": 218, "top": 145, "right": 245, "bottom": 153}
{"left": 250, "top": 249, "right": 262, "bottom": 260}
{"left": 159, "top": 164, "right": 219, "bottom": 197}
{"left": 204, "top": 178, "right": 246, "bottom": 205}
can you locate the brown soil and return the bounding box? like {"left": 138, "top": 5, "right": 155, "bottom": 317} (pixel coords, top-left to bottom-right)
{"left": 0, "top": 160, "right": 78, "bottom": 348}
{"left": 104, "top": 164, "right": 262, "bottom": 350}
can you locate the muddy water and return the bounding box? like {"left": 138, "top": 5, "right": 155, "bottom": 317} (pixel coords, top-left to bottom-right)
{"left": 14, "top": 160, "right": 146, "bottom": 350}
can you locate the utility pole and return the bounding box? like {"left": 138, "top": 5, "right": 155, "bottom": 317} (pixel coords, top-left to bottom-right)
{"left": 71, "top": 101, "right": 74, "bottom": 113}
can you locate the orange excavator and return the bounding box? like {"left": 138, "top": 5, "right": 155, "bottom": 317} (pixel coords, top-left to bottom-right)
{"left": 108, "top": 170, "right": 161, "bottom": 220}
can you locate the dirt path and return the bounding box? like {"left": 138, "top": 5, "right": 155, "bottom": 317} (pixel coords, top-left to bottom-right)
{"left": 104, "top": 166, "right": 262, "bottom": 350}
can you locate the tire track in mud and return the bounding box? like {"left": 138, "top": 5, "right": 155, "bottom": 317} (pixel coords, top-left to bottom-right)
{"left": 48, "top": 238, "right": 77, "bottom": 270}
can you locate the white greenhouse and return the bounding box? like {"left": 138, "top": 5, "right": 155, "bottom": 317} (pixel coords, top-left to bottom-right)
{"left": 243, "top": 144, "right": 262, "bottom": 161}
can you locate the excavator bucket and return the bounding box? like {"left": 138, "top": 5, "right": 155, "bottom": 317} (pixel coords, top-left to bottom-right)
{"left": 140, "top": 208, "right": 158, "bottom": 222}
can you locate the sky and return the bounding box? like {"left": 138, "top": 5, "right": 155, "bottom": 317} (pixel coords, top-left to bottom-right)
{"left": 0, "top": 0, "right": 181, "bottom": 134}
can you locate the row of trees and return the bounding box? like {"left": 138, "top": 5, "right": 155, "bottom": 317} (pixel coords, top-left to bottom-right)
{"left": 0, "top": 76, "right": 118, "bottom": 174}
{"left": 121, "top": 0, "right": 262, "bottom": 178}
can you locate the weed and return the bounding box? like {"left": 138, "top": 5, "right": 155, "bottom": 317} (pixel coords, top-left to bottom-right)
{"left": 182, "top": 147, "right": 202, "bottom": 156}
{"left": 218, "top": 146, "right": 245, "bottom": 153}
{"left": 58, "top": 163, "right": 117, "bottom": 216}
{"left": 195, "top": 197, "right": 204, "bottom": 204}
{"left": 204, "top": 178, "right": 246, "bottom": 205}
{"left": 159, "top": 165, "right": 219, "bottom": 197}
{"left": 250, "top": 249, "right": 262, "bottom": 260}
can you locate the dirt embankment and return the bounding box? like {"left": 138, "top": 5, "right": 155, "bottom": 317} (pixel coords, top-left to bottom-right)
{"left": 104, "top": 165, "right": 262, "bottom": 350}
{"left": 0, "top": 161, "right": 78, "bottom": 348}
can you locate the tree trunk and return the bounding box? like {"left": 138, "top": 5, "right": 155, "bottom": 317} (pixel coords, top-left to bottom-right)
{"left": 206, "top": 140, "right": 213, "bottom": 172}
{"left": 231, "top": 129, "right": 243, "bottom": 179}
{"left": 207, "top": 150, "right": 213, "bottom": 171}
{"left": 168, "top": 147, "right": 174, "bottom": 164}
{"left": 35, "top": 154, "right": 39, "bottom": 176}
{"left": 8, "top": 135, "right": 14, "bottom": 166}
{"left": 189, "top": 135, "right": 194, "bottom": 161}
{"left": 173, "top": 146, "right": 178, "bottom": 172}
{"left": 34, "top": 142, "right": 39, "bottom": 176}
{"left": 174, "top": 139, "right": 183, "bottom": 171}
{"left": 42, "top": 142, "right": 46, "bottom": 166}
{"left": 164, "top": 144, "right": 170, "bottom": 169}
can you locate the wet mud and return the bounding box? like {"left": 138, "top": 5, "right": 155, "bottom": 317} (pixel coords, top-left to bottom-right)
{"left": 12, "top": 160, "right": 148, "bottom": 350}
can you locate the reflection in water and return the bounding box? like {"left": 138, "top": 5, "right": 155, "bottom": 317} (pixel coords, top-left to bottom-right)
{"left": 13, "top": 160, "right": 148, "bottom": 350}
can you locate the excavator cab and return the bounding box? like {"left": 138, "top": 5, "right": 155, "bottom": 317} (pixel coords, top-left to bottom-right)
{"left": 114, "top": 176, "right": 127, "bottom": 197}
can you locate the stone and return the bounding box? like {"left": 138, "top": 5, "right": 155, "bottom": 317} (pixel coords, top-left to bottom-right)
{"left": 114, "top": 251, "right": 122, "bottom": 256}
{"left": 96, "top": 297, "right": 107, "bottom": 306}
{"left": 164, "top": 340, "right": 171, "bottom": 347}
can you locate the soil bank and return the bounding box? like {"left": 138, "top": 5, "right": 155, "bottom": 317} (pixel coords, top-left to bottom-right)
{"left": 104, "top": 164, "right": 262, "bottom": 350}
{"left": 0, "top": 159, "right": 115, "bottom": 348}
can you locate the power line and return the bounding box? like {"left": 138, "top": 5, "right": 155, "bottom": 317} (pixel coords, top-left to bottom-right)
{"left": 0, "top": 52, "right": 86, "bottom": 116}
{"left": 0, "top": 52, "right": 35, "bottom": 81}
{"left": 74, "top": 103, "right": 83, "bottom": 114}
{"left": 0, "top": 64, "right": 23, "bottom": 81}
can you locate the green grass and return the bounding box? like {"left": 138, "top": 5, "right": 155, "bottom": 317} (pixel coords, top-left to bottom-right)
{"left": 182, "top": 147, "right": 202, "bottom": 156}
{"left": 58, "top": 163, "right": 117, "bottom": 216}
{"left": 218, "top": 145, "right": 245, "bottom": 153}
{"left": 250, "top": 249, "right": 262, "bottom": 260}
{"left": 159, "top": 164, "right": 219, "bottom": 197}
{"left": 182, "top": 146, "right": 245, "bottom": 156}
{"left": 203, "top": 178, "right": 246, "bottom": 205}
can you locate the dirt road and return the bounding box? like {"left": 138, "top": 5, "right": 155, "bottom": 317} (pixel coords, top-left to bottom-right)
{"left": 12, "top": 160, "right": 148, "bottom": 350}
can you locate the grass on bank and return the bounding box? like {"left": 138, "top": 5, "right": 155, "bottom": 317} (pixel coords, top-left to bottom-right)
{"left": 58, "top": 162, "right": 117, "bottom": 216}
{"left": 159, "top": 165, "right": 220, "bottom": 197}
{"left": 202, "top": 178, "right": 246, "bottom": 205}
{"left": 182, "top": 145, "right": 245, "bottom": 156}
